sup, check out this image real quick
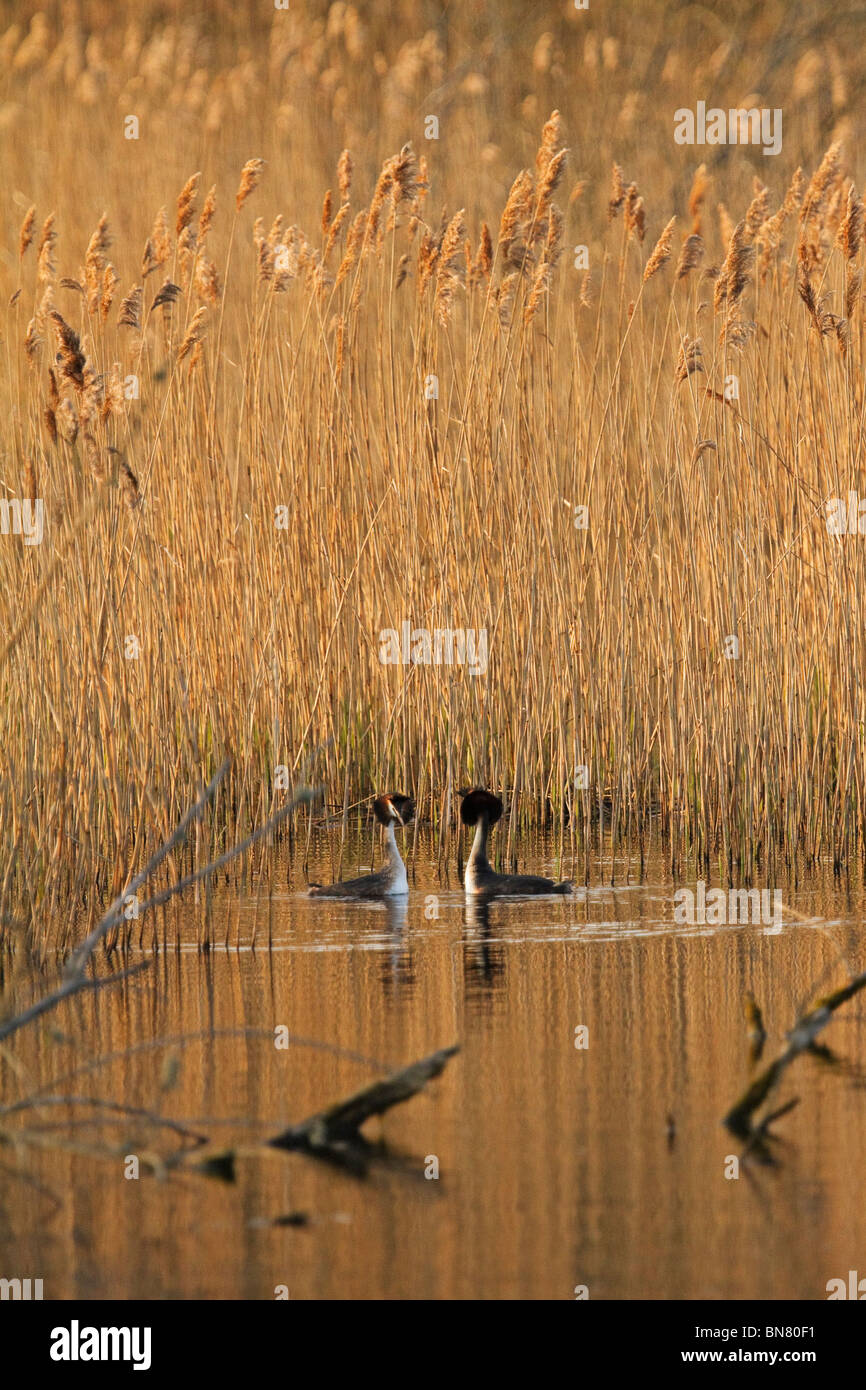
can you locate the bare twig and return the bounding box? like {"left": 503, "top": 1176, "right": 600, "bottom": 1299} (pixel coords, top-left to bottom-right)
{"left": 0, "top": 963, "right": 150, "bottom": 1044}
{"left": 724, "top": 973, "right": 866, "bottom": 1141}
{"left": 1, "top": 759, "right": 323, "bottom": 1045}
{"left": 0, "top": 1094, "right": 208, "bottom": 1145}
{"left": 65, "top": 757, "right": 232, "bottom": 977}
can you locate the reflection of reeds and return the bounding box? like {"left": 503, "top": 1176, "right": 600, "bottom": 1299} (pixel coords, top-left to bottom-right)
{"left": 3, "top": 4, "right": 866, "bottom": 945}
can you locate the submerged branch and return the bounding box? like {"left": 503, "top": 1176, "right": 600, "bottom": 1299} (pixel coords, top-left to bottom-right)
{"left": 0, "top": 1043, "right": 460, "bottom": 1186}
{"left": 268, "top": 1044, "right": 460, "bottom": 1172}
{"left": 724, "top": 972, "right": 866, "bottom": 1143}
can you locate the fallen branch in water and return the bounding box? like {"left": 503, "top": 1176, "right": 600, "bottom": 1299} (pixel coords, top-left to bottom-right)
{"left": 741, "top": 1097, "right": 800, "bottom": 1160}
{"left": 267, "top": 1044, "right": 460, "bottom": 1174}
{"left": 0, "top": 962, "right": 151, "bottom": 1045}
{"left": 0, "top": 759, "right": 231, "bottom": 1044}
{"left": 0, "top": 756, "right": 325, "bottom": 1044}
{"left": 65, "top": 757, "right": 232, "bottom": 978}
{"left": 724, "top": 972, "right": 866, "bottom": 1148}
{"left": 0, "top": 1043, "right": 460, "bottom": 1190}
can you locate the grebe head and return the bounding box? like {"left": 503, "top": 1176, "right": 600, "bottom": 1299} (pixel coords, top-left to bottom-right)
{"left": 459, "top": 788, "right": 503, "bottom": 826}
{"left": 372, "top": 793, "right": 415, "bottom": 827}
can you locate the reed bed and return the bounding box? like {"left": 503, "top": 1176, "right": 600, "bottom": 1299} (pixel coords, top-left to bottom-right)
{"left": 3, "top": 2, "right": 866, "bottom": 945}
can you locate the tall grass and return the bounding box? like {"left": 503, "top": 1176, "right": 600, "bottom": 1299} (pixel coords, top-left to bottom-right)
{"left": 3, "top": 2, "right": 866, "bottom": 943}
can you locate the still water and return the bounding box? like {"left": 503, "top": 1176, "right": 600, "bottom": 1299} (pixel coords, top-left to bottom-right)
{"left": 2, "top": 829, "right": 865, "bottom": 1301}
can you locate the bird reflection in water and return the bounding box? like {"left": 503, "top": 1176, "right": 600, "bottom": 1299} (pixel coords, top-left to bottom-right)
{"left": 378, "top": 895, "right": 415, "bottom": 992}
{"left": 463, "top": 894, "right": 505, "bottom": 996}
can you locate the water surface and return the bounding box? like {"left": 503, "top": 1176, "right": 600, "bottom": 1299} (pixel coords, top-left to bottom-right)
{"left": 2, "top": 832, "right": 865, "bottom": 1300}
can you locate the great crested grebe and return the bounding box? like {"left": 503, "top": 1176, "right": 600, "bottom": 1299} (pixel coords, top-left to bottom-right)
{"left": 460, "top": 789, "right": 573, "bottom": 897}
{"left": 308, "top": 793, "right": 414, "bottom": 899}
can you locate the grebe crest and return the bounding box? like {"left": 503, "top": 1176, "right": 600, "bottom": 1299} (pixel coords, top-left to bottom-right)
{"left": 372, "top": 792, "right": 415, "bottom": 827}
{"left": 459, "top": 789, "right": 503, "bottom": 827}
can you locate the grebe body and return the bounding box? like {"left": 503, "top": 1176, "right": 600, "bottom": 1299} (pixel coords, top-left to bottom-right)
{"left": 460, "top": 789, "right": 573, "bottom": 897}
{"left": 309, "top": 793, "right": 414, "bottom": 900}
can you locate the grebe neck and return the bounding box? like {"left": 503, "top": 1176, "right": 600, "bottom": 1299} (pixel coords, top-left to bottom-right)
{"left": 382, "top": 820, "right": 402, "bottom": 867}
{"left": 468, "top": 815, "right": 492, "bottom": 871}
{"left": 381, "top": 819, "right": 408, "bottom": 894}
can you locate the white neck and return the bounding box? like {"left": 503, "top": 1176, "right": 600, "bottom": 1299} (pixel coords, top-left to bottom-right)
{"left": 465, "top": 815, "right": 492, "bottom": 891}
{"left": 382, "top": 821, "right": 408, "bottom": 894}
{"left": 469, "top": 817, "right": 491, "bottom": 866}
